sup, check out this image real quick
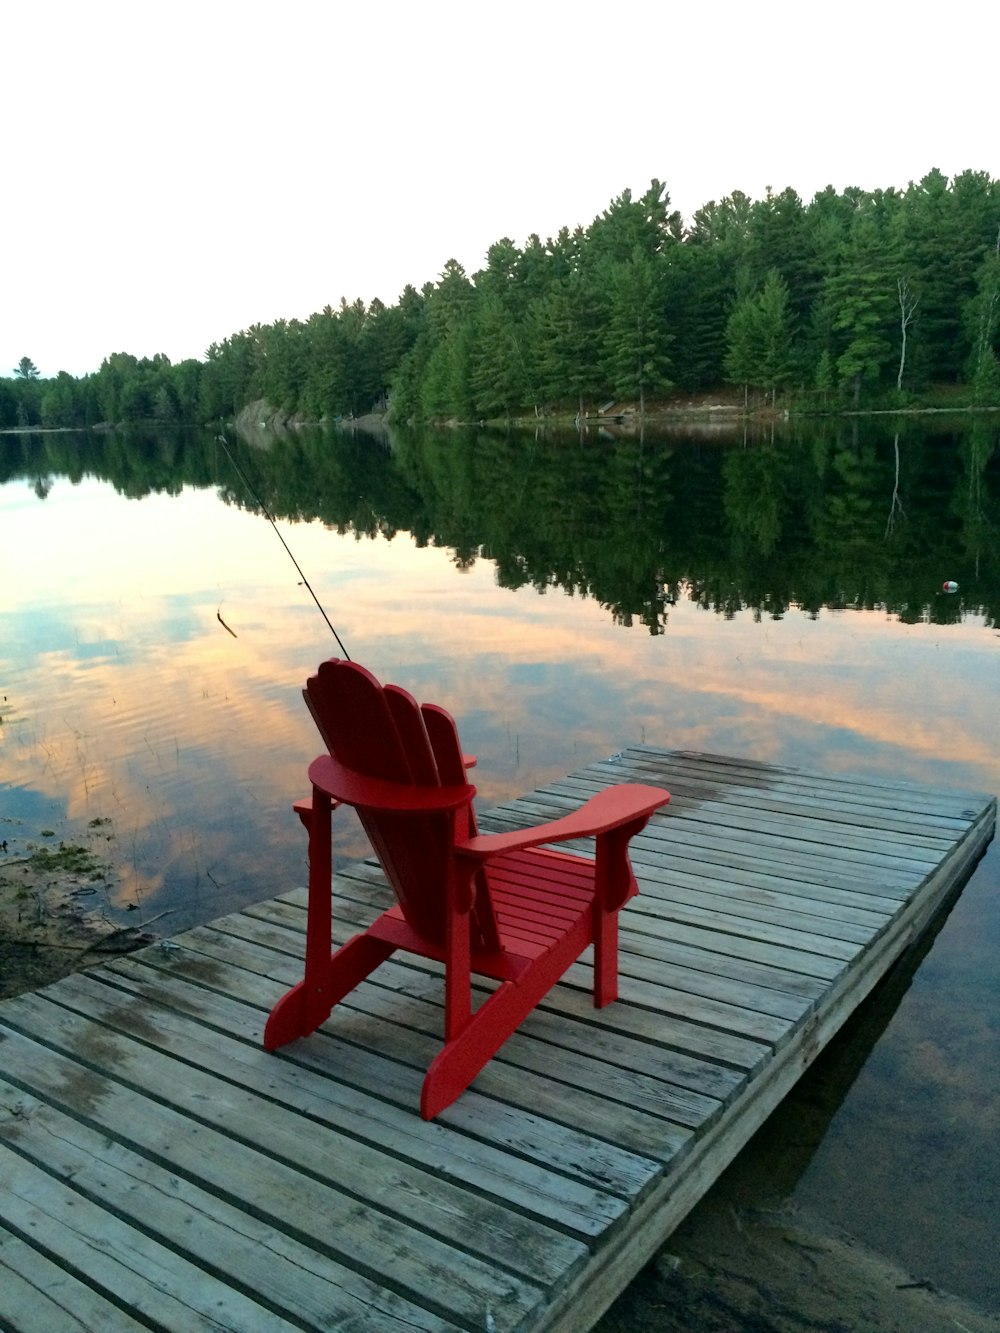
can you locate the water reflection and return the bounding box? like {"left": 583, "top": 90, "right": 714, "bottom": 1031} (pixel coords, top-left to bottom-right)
{"left": 1, "top": 419, "right": 998, "bottom": 1309}
{"left": 793, "top": 859, "right": 1000, "bottom": 1309}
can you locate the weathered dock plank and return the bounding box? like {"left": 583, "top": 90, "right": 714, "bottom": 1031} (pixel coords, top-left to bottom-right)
{"left": 0, "top": 746, "right": 994, "bottom": 1333}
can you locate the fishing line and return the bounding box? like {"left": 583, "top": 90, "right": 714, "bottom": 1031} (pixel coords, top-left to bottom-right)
{"left": 216, "top": 433, "right": 351, "bottom": 660}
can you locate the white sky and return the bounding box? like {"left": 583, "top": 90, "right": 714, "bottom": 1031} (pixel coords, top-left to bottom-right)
{"left": 5, "top": 0, "right": 998, "bottom": 379}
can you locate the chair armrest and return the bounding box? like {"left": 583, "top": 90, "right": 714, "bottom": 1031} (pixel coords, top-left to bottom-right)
{"left": 307, "top": 754, "right": 476, "bottom": 813}
{"left": 455, "top": 783, "right": 669, "bottom": 862}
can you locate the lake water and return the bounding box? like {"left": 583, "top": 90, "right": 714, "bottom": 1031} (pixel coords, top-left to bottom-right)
{"left": 2, "top": 418, "right": 998, "bottom": 1309}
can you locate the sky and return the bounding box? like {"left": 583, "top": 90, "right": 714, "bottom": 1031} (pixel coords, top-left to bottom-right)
{"left": 5, "top": 0, "right": 998, "bottom": 379}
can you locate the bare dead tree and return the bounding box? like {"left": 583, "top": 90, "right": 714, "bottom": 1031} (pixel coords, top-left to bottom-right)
{"left": 885, "top": 431, "right": 906, "bottom": 537}
{"left": 973, "top": 289, "right": 1000, "bottom": 376}
{"left": 896, "top": 277, "right": 919, "bottom": 392}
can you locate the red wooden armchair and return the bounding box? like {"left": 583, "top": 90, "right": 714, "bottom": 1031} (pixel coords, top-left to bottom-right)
{"left": 264, "top": 659, "right": 670, "bottom": 1118}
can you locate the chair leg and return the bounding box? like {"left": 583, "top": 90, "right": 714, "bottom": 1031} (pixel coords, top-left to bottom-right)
{"left": 267, "top": 781, "right": 397, "bottom": 1051}
{"left": 420, "top": 933, "right": 582, "bottom": 1118}
{"left": 593, "top": 907, "right": 619, "bottom": 1008}
{"left": 421, "top": 979, "right": 528, "bottom": 1118}
{"left": 444, "top": 901, "right": 471, "bottom": 1042}
{"left": 264, "top": 932, "right": 396, "bottom": 1050}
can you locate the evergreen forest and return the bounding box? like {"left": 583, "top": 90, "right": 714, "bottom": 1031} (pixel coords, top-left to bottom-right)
{"left": 4, "top": 170, "right": 1000, "bottom": 431}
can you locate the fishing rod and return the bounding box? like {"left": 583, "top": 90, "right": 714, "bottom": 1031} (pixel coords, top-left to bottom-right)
{"left": 216, "top": 432, "right": 351, "bottom": 660}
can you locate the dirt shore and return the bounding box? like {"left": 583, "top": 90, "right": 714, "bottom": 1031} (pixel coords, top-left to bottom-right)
{"left": 597, "top": 1193, "right": 1000, "bottom": 1333}
{"left": 0, "top": 816, "right": 153, "bottom": 1000}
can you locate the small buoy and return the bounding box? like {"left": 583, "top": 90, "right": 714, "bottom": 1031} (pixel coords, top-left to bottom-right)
{"left": 942, "top": 581, "right": 959, "bottom": 593}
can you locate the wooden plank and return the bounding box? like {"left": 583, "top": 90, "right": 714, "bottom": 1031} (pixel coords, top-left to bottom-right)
{"left": 612, "top": 932, "right": 822, "bottom": 1018}
{"left": 279, "top": 966, "right": 701, "bottom": 1159}
{"left": 550, "top": 773, "right": 958, "bottom": 857}
{"left": 286, "top": 860, "right": 861, "bottom": 976}
{"left": 476, "top": 801, "right": 926, "bottom": 899}
{"left": 602, "top": 768, "right": 969, "bottom": 840}
{"left": 0, "top": 1224, "right": 151, "bottom": 1333}
{"left": 140, "top": 913, "right": 695, "bottom": 1164}
{"left": 503, "top": 775, "right": 931, "bottom": 857}
{"left": 230, "top": 895, "right": 792, "bottom": 1053}
{"left": 0, "top": 1022, "right": 553, "bottom": 1332}
{"left": 628, "top": 838, "right": 913, "bottom": 900}
{"left": 558, "top": 954, "right": 798, "bottom": 1045}
{"left": 658, "top": 747, "right": 995, "bottom": 806}
{"left": 479, "top": 799, "right": 910, "bottom": 922}
{"left": 625, "top": 870, "right": 892, "bottom": 939}
{"left": 309, "top": 865, "right": 862, "bottom": 975}
{"left": 505, "top": 1003, "right": 746, "bottom": 1106}
{"left": 223, "top": 899, "right": 776, "bottom": 1074}
{"left": 624, "top": 823, "right": 920, "bottom": 896}
{"left": 247, "top": 889, "right": 811, "bottom": 1025}
{"left": 616, "top": 900, "right": 859, "bottom": 964}
{"left": 652, "top": 813, "right": 948, "bottom": 866}
{"left": 249, "top": 881, "right": 823, "bottom": 1043}
{"left": 626, "top": 855, "right": 908, "bottom": 913}
{"left": 517, "top": 757, "right": 961, "bottom": 833}
{"left": 0, "top": 1146, "right": 303, "bottom": 1333}
{"left": 614, "top": 747, "right": 993, "bottom": 818}
{"left": 0, "top": 993, "right": 585, "bottom": 1294}
{"left": 39, "top": 967, "right": 634, "bottom": 1242}
{"left": 622, "top": 910, "right": 847, "bottom": 982}
{"left": 566, "top": 919, "right": 827, "bottom": 1009}
{"left": 110, "top": 945, "right": 665, "bottom": 1205}
{"left": 318, "top": 871, "right": 838, "bottom": 1003}
{"left": 496, "top": 791, "right": 938, "bottom": 884}
{"left": 0, "top": 1081, "right": 462, "bottom": 1333}
{"left": 290, "top": 869, "right": 850, "bottom": 985}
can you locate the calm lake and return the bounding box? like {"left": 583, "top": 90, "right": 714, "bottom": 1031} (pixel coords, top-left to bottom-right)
{"left": 2, "top": 417, "right": 999, "bottom": 1310}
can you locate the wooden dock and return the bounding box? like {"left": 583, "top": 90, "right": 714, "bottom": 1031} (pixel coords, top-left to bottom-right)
{"left": 1, "top": 747, "right": 994, "bottom": 1332}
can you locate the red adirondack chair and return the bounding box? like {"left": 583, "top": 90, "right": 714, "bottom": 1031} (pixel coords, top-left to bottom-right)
{"left": 264, "top": 659, "right": 670, "bottom": 1118}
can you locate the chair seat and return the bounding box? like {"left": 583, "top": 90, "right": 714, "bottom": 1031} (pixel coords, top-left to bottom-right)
{"left": 488, "top": 845, "right": 637, "bottom": 951}
{"left": 369, "top": 846, "right": 630, "bottom": 981}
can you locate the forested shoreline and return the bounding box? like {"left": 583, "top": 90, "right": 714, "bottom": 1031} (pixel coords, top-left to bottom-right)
{"left": 4, "top": 171, "right": 1000, "bottom": 431}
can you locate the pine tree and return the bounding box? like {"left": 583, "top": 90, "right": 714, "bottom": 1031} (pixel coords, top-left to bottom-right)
{"left": 599, "top": 249, "right": 673, "bottom": 413}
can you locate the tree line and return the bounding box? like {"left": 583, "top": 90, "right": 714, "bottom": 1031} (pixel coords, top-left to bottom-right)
{"left": 3, "top": 169, "right": 1000, "bottom": 430}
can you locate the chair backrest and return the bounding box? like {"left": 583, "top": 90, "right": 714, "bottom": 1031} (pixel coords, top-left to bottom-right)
{"left": 304, "top": 659, "right": 473, "bottom": 947}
